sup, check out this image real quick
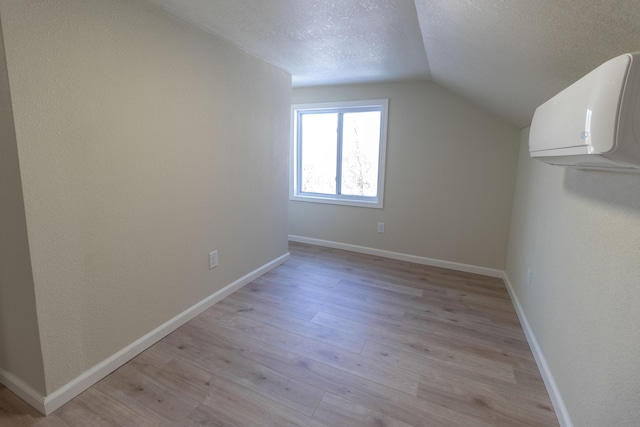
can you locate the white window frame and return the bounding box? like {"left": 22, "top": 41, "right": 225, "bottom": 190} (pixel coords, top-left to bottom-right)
{"left": 290, "top": 99, "right": 389, "bottom": 209}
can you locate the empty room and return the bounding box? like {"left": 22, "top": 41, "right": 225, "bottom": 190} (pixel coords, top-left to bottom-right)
{"left": 0, "top": 1, "right": 638, "bottom": 426}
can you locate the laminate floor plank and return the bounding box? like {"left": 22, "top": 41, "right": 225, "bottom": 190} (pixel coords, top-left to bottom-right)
{"left": 187, "top": 318, "right": 487, "bottom": 427}
{"left": 366, "top": 292, "right": 503, "bottom": 328}
{"left": 218, "top": 287, "right": 319, "bottom": 321}
{"left": 55, "top": 386, "right": 157, "bottom": 427}
{"left": 311, "top": 311, "right": 525, "bottom": 379}
{"left": 314, "top": 294, "right": 533, "bottom": 367}
{"left": 418, "top": 359, "right": 555, "bottom": 409}
{"left": 188, "top": 374, "right": 328, "bottom": 427}
{"left": 402, "top": 306, "right": 528, "bottom": 342}
{"left": 93, "top": 363, "right": 199, "bottom": 426}
{"left": 336, "top": 277, "right": 425, "bottom": 297}
{"left": 0, "top": 242, "right": 558, "bottom": 426}
{"left": 244, "top": 280, "right": 406, "bottom": 321}
{"left": 205, "top": 312, "right": 420, "bottom": 395}
{"left": 254, "top": 271, "right": 371, "bottom": 302}
{"left": 0, "top": 386, "right": 57, "bottom": 427}
{"left": 205, "top": 297, "right": 367, "bottom": 354}
{"left": 157, "top": 324, "right": 325, "bottom": 416}
{"left": 361, "top": 339, "right": 517, "bottom": 384}
{"left": 258, "top": 268, "right": 426, "bottom": 300}
{"left": 242, "top": 281, "right": 408, "bottom": 326}
{"left": 417, "top": 372, "right": 558, "bottom": 427}
{"left": 312, "top": 393, "right": 414, "bottom": 427}
{"left": 400, "top": 309, "right": 530, "bottom": 350}
{"left": 128, "top": 352, "right": 214, "bottom": 404}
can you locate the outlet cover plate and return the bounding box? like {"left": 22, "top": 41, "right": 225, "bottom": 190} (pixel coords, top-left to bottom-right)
{"left": 209, "top": 251, "right": 218, "bottom": 269}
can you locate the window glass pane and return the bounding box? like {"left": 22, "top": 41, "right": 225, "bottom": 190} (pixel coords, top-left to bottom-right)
{"left": 341, "top": 111, "right": 381, "bottom": 197}
{"left": 300, "top": 113, "right": 338, "bottom": 194}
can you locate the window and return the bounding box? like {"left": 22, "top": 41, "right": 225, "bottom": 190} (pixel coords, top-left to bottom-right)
{"left": 290, "top": 99, "right": 388, "bottom": 208}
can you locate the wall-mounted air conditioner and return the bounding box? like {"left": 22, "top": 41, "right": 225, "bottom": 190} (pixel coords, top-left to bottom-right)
{"left": 529, "top": 52, "right": 640, "bottom": 172}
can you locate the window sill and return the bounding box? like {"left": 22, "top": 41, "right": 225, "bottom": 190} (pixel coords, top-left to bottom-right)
{"left": 289, "top": 194, "right": 383, "bottom": 209}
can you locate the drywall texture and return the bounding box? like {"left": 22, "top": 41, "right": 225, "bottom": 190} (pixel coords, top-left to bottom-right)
{"left": 291, "top": 82, "right": 520, "bottom": 270}
{"left": 0, "top": 0, "right": 290, "bottom": 394}
{"left": 0, "top": 16, "right": 46, "bottom": 395}
{"left": 145, "top": 0, "right": 431, "bottom": 87}
{"left": 506, "top": 129, "right": 640, "bottom": 426}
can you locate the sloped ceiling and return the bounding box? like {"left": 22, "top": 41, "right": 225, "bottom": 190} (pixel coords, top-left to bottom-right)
{"left": 144, "top": 0, "right": 640, "bottom": 128}
{"left": 415, "top": 0, "right": 640, "bottom": 127}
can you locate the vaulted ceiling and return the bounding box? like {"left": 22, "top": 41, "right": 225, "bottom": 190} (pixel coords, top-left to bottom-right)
{"left": 145, "top": 0, "right": 640, "bottom": 128}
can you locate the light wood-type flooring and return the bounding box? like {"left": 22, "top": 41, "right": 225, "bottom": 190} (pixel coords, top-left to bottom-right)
{"left": 0, "top": 242, "right": 559, "bottom": 426}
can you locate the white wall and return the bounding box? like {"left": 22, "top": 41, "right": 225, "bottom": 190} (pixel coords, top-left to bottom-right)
{"left": 291, "top": 82, "right": 520, "bottom": 270}
{"left": 0, "top": 0, "right": 290, "bottom": 396}
{"left": 0, "top": 16, "right": 46, "bottom": 396}
{"left": 505, "top": 128, "right": 640, "bottom": 426}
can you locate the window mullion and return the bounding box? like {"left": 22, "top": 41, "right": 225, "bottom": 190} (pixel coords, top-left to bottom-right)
{"left": 336, "top": 112, "right": 344, "bottom": 195}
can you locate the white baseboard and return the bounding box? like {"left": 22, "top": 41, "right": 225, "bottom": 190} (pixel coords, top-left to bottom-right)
{"left": 288, "top": 235, "right": 503, "bottom": 278}
{"left": 0, "top": 368, "right": 46, "bottom": 414}
{"left": 502, "top": 272, "right": 573, "bottom": 427}
{"left": 0, "top": 252, "right": 289, "bottom": 415}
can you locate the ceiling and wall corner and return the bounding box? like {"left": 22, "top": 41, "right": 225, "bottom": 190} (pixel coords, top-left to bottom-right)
{"left": 143, "top": 0, "right": 640, "bottom": 128}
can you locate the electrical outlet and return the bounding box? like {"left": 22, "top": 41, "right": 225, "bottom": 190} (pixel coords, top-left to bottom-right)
{"left": 377, "top": 222, "right": 385, "bottom": 233}
{"left": 526, "top": 269, "right": 532, "bottom": 288}
{"left": 209, "top": 251, "right": 218, "bottom": 269}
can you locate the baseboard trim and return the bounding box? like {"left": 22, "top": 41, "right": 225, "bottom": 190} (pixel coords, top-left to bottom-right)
{"left": 502, "top": 272, "right": 573, "bottom": 427}
{"left": 288, "top": 235, "right": 503, "bottom": 278}
{"left": 1, "top": 252, "right": 289, "bottom": 415}
{"left": 0, "top": 368, "right": 46, "bottom": 414}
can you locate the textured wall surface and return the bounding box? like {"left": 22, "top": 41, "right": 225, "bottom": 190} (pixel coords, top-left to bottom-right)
{"left": 506, "top": 129, "right": 640, "bottom": 426}
{"left": 0, "top": 0, "right": 290, "bottom": 393}
{"left": 290, "top": 81, "right": 520, "bottom": 270}
{"left": 0, "top": 16, "right": 46, "bottom": 395}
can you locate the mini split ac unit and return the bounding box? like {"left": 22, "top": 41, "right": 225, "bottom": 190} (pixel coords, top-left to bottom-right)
{"left": 529, "top": 52, "right": 640, "bottom": 172}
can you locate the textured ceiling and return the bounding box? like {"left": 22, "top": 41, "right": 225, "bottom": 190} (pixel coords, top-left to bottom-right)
{"left": 415, "top": 0, "right": 640, "bottom": 127}
{"left": 144, "top": 0, "right": 640, "bottom": 127}
{"left": 144, "top": 0, "right": 430, "bottom": 86}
